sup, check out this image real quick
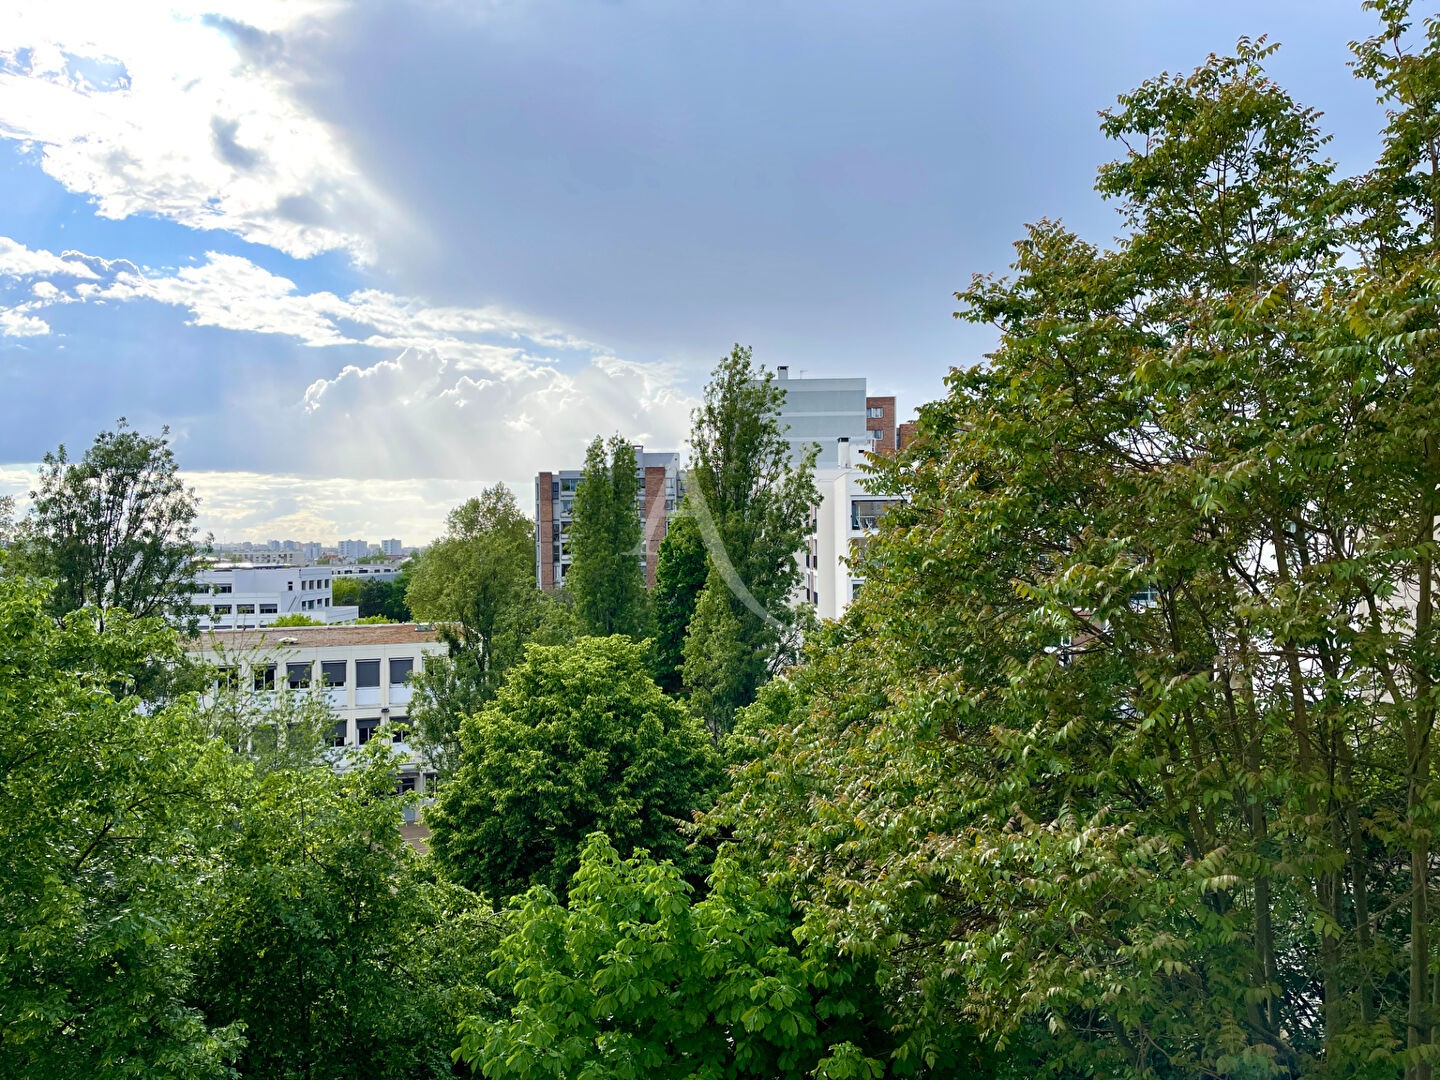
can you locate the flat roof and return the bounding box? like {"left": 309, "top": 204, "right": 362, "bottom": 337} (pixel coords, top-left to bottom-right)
{"left": 187, "top": 623, "right": 444, "bottom": 651}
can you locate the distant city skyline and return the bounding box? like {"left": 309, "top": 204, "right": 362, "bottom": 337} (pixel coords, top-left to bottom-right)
{"left": 0, "top": 2, "right": 1390, "bottom": 539}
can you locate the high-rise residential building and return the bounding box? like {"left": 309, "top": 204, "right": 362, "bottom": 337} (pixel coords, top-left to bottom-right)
{"left": 535, "top": 448, "right": 683, "bottom": 592}
{"left": 771, "top": 366, "right": 901, "bottom": 466}
{"left": 301, "top": 541, "right": 323, "bottom": 563}
{"left": 337, "top": 539, "right": 370, "bottom": 561}
{"left": 802, "top": 439, "right": 904, "bottom": 621}
{"left": 380, "top": 538, "right": 403, "bottom": 557}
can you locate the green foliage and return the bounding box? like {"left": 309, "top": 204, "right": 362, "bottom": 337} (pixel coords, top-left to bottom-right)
{"left": 331, "top": 576, "right": 363, "bottom": 607}
{"left": 0, "top": 576, "right": 240, "bottom": 1077}
{"left": 359, "top": 572, "right": 411, "bottom": 621}
{"left": 651, "top": 511, "right": 708, "bottom": 694}
{"left": 405, "top": 486, "right": 546, "bottom": 776}
{"left": 458, "top": 834, "right": 896, "bottom": 1079}
{"left": 714, "top": 19, "right": 1440, "bottom": 1077}
{"left": 567, "top": 435, "right": 650, "bottom": 639}
{"left": 428, "top": 636, "right": 723, "bottom": 904}
{"left": 268, "top": 612, "right": 322, "bottom": 627}
{"left": 682, "top": 345, "right": 817, "bottom": 735}
{"left": 191, "top": 745, "right": 498, "bottom": 1080}
{"left": 12, "top": 419, "right": 203, "bottom": 630}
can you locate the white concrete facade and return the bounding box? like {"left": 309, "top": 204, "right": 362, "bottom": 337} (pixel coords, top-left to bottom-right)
{"left": 773, "top": 366, "right": 875, "bottom": 468}
{"left": 802, "top": 440, "right": 903, "bottom": 621}
{"left": 194, "top": 624, "right": 448, "bottom": 797}
{"left": 193, "top": 564, "right": 359, "bottom": 628}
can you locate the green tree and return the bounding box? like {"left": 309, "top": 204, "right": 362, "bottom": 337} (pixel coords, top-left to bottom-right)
{"left": 330, "top": 576, "right": 363, "bottom": 608}
{"left": 458, "top": 833, "right": 909, "bottom": 1079}
{"left": 717, "top": 26, "right": 1440, "bottom": 1078}
{"left": 268, "top": 612, "right": 322, "bottom": 627}
{"left": 428, "top": 636, "right": 723, "bottom": 904}
{"left": 191, "top": 745, "right": 496, "bottom": 1080}
{"left": 0, "top": 576, "right": 241, "bottom": 1078}
{"left": 405, "top": 486, "right": 541, "bottom": 776}
{"left": 14, "top": 419, "right": 204, "bottom": 630}
{"left": 682, "top": 346, "right": 817, "bottom": 735}
{"left": 651, "top": 511, "right": 708, "bottom": 694}
{"left": 358, "top": 574, "right": 411, "bottom": 621}
{"left": 566, "top": 435, "right": 649, "bottom": 638}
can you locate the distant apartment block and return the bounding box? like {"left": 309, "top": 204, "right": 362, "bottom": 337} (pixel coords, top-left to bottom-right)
{"left": 535, "top": 448, "right": 684, "bottom": 591}
{"left": 301, "top": 541, "right": 323, "bottom": 562}
{"left": 337, "top": 539, "right": 370, "bottom": 561}
{"left": 192, "top": 564, "right": 359, "bottom": 629}
{"left": 380, "top": 538, "right": 403, "bottom": 557}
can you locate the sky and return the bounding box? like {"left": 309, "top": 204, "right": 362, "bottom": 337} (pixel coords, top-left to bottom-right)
{"left": 0, "top": 1, "right": 1393, "bottom": 543}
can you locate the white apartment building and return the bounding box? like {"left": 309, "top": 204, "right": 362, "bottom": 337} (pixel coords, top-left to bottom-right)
{"left": 191, "top": 623, "right": 447, "bottom": 798}
{"left": 381, "top": 538, "right": 403, "bottom": 557}
{"left": 192, "top": 564, "right": 359, "bottom": 628}
{"left": 337, "top": 539, "right": 371, "bottom": 560}
{"left": 801, "top": 439, "right": 903, "bottom": 621}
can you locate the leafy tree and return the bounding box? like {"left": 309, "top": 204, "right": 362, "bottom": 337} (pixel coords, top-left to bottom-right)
{"left": 458, "top": 834, "right": 909, "bottom": 1079}
{"left": 14, "top": 419, "right": 204, "bottom": 630}
{"left": 651, "top": 511, "right": 708, "bottom": 694}
{"left": 0, "top": 576, "right": 240, "bottom": 1078}
{"left": 191, "top": 745, "right": 497, "bottom": 1080}
{"left": 404, "top": 486, "right": 541, "bottom": 775}
{"left": 330, "top": 576, "right": 363, "bottom": 607}
{"left": 358, "top": 570, "right": 412, "bottom": 621}
{"left": 717, "top": 24, "right": 1440, "bottom": 1078}
{"left": 566, "top": 435, "right": 649, "bottom": 638}
{"left": 682, "top": 346, "right": 817, "bottom": 735}
{"left": 428, "top": 636, "right": 723, "bottom": 904}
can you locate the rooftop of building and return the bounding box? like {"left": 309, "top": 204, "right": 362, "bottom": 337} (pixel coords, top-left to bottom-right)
{"left": 186, "top": 623, "right": 444, "bottom": 651}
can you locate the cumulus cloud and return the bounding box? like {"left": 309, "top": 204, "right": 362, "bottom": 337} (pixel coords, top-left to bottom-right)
{"left": 0, "top": 3, "right": 387, "bottom": 260}
{"left": 0, "top": 236, "right": 100, "bottom": 279}
{"left": 294, "top": 346, "right": 694, "bottom": 482}
{"left": 0, "top": 307, "right": 49, "bottom": 337}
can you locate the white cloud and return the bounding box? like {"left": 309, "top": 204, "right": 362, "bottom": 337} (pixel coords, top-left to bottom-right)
{"left": 0, "top": 236, "right": 99, "bottom": 279}
{"left": 0, "top": 3, "right": 387, "bottom": 260}
{"left": 0, "top": 306, "right": 50, "bottom": 337}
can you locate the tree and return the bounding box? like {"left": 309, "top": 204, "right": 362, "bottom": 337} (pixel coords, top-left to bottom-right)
{"left": 566, "top": 435, "right": 649, "bottom": 638}
{"left": 716, "top": 26, "right": 1440, "bottom": 1078}
{"left": 682, "top": 346, "right": 817, "bottom": 735}
{"left": 458, "top": 834, "right": 910, "bottom": 1079}
{"left": 191, "top": 744, "right": 497, "bottom": 1080}
{"left": 0, "top": 576, "right": 241, "bottom": 1078}
{"left": 651, "top": 511, "right": 708, "bottom": 694}
{"left": 404, "top": 486, "right": 541, "bottom": 775}
{"left": 15, "top": 420, "right": 203, "bottom": 630}
{"left": 330, "top": 576, "right": 363, "bottom": 608}
{"left": 268, "top": 612, "right": 322, "bottom": 627}
{"left": 428, "top": 636, "right": 723, "bottom": 904}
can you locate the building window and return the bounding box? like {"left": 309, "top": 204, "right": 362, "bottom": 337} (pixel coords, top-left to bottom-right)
{"left": 391, "top": 716, "right": 408, "bottom": 743}
{"left": 320, "top": 660, "right": 347, "bottom": 688}
{"left": 356, "top": 660, "right": 381, "bottom": 689}
{"left": 870, "top": 428, "right": 883, "bottom": 440}
{"left": 212, "top": 604, "right": 232, "bottom": 616}
{"left": 867, "top": 406, "right": 885, "bottom": 418}
{"left": 214, "top": 584, "right": 233, "bottom": 594}
{"left": 389, "top": 657, "right": 414, "bottom": 685}
{"left": 396, "top": 774, "right": 418, "bottom": 794}
{"left": 260, "top": 603, "right": 278, "bottom": 615}
{"left": 252, "top": 664, "right": 277, "bottom": 692}
{"left": 286, "top": 662, "right": 312, "bottom": 690}
{"left": 237, "top": 603, "right": 255, "bottom": 615}
{"left": 330, "top": 721, "right": 347, "bottom": 747}
{"left": 356, "top": 718, "right": 380, "bottom": 745}
{"left": 216, "top": 667, "right": 239, "bottom": 691}
{"left": 287, "top": 582, "right": 294, "bottom": 591}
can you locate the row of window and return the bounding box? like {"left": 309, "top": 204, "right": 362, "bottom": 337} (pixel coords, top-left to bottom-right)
{"left": 219, "top": 657, "right": 416, "bottom": 692}
{"left": 205, "top": 602, "right": 281, "bottom": 616}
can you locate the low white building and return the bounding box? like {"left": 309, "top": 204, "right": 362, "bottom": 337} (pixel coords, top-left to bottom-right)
{"left": 191, "top": 623, "right": 448, "bottom": 797}
{"left": 192, "top": 563, "right": 359, "bottom": 628}
{"left": 329, "top": 563, "right": 404, "bottom": 583}
{"left": 802, "top": 438, "right": 903, "bottom": 621}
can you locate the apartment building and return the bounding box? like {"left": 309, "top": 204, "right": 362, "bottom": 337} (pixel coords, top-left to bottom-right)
{"left": 380, "top": 538, "right": 403, "bottom": 556}
{"left": 801, "top": 439, "right": 904, "bottom": 620}
{"left": 191, "top": 623, "right": 447, "bottom": 797}
{"left": 535, "top": 448, "right": 683, "bottom": 591}
{"left": 192, "top": 564, "right": 359, "bottom": 628}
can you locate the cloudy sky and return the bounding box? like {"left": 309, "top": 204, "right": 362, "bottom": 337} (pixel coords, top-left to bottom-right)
{"left": 0, "top": 1, "right": 1388, "bottom": 542}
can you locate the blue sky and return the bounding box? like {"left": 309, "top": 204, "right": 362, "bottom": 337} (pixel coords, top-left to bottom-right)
{"left": 0, "top": 1, "right": 1388, "bottom": 541}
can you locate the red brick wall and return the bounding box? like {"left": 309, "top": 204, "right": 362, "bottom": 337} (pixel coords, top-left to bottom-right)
{"left": 866, "top": 395, "right": 897, "bottom": 453}
{"left": 536, "top": 471, "right": 555, "bottom": 591}
{"left": 642, "top": 465, "right": 667, "bottom": 589}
